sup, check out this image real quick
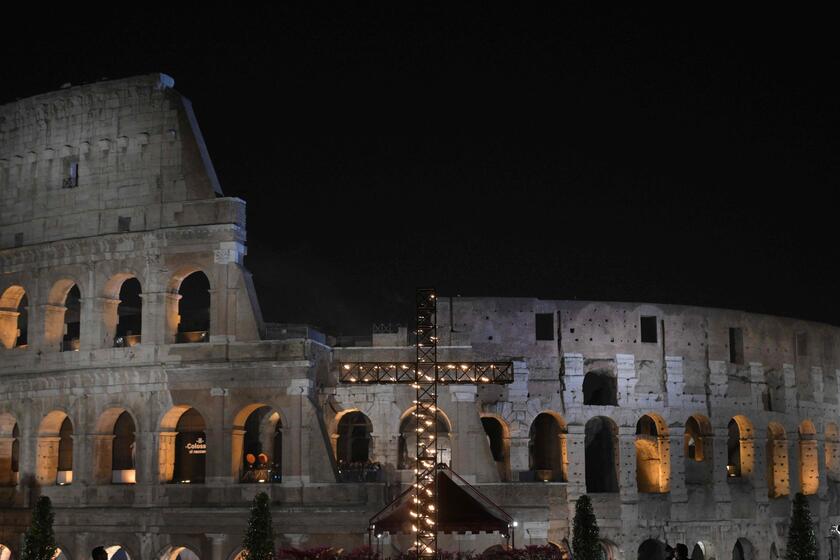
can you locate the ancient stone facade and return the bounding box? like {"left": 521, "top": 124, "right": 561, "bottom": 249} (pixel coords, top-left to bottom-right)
{"left": 1, "top": 75, "right": 839, "bottom": 560}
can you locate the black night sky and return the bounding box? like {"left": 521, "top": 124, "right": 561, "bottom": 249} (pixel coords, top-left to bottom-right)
{"left": 3, "top": 6, "right": 838, "bottom": 335}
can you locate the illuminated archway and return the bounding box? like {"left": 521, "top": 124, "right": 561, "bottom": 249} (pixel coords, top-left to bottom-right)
{"left": 727, "top": 416, "right": 754, "bottom": 478}
{"left": 0, "top": 285, "right": 28, "bottom": 349}
{"left": 114, "top": 277, "right": 142, "bottom": 347}
{"left": 481, "top": 414, "right": 511, "bottom": 481}
{"left": 159, "top": 406, "right": 206, "bottom": 484}
{"left": 635, "top": 413, "right": 670, "bottom": 493}
{"left": 0, "top": 413, "right": 19, "bottom": 486}
{"left": 175, "top": 271, "right": 210, "bottom": 343}
{"left": 93, "top": 408, "right": 137, "bottom": 484}
{"left": 0, "top": 543, "right": 12, "bottom": 560}
{"left": 685, "top": 414, "right": 713, "bottom": 485}
{"left": 585, "top": 416, "right": 619, "bottom": 493}
{"left": 233, "top": 404, "right": 283, "bottom": 483}
{"left": 528, "top": 412, "right": 567, "bottom": 482}
{"left": 798, "top": 420, "right": 819, "bottom": 495}
{"left": 37, "top": 411, "right": 73, "bottom": 485}
{"left": 398, "top": 407, "right": 451, "bottom": 469}
{"left": 766, "top": 422, "right": 790, "bottom": 498}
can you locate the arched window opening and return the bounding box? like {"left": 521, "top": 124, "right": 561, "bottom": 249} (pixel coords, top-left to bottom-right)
{"left": 732, "top": 539, "right": 753, "bottom": 560}
{"left": 177, "top": 271, "right": 210, "bottom": 343}
{"left": 635, "top": 414, "right": 670, "bottom": 493}
{"left": 0, "top": 286, "right": 28, "bottom": 349}
{"left": 826, "top": 423, "right": 840, "bottom": 482}
{"left": 583, "top": 370, "right": 617, "bottom": 406}
{"left": 799, "top": 420, "right": 819, "bottom": 495}
{"left": 528, "top": 413, "right": 567, "bottom": 482}
{"left": 166, "top": 547, "right": 200, "bottom": 560}
{"left": 482, "top": 416, "right": 511, "bottom": 481}
{"left": 398, "top": 410, "right": 451, "bottom": 470}
{"left": 727, "top": 416, "right": 754, "bottom": 479}
{"left": 104, "top": 546, "right": 131, "bottom": 560}
{"left": 0, "top": 416, "right": 18, "bottom": 486}
{"left": 336, "top": 411, "right": 379, "bottom": 481}
{"left": 766, "top": 422, "right": 789, "bottom": 498}
{"left": 61, "top": 285, "right": 81, "bottom": 352}
{"left": 112, "top": 412, "right": 136, "bottom": 484}
{"left": 685, "top": 415, "right": 713, "bottom": 486}
{"left": 238, "top": 406, "right": 282, "bottom": 483}
{"left": 638, "top": 539, "right": 666, "bottom": 560}
{"left": 115, "top": 278, "right": 142, "bottom": 347}
{"left": 585, "top": 416, "right": 619, "bottom": 493}
{"left": 57, "top": 417, "right": 73, "bottom": 485}
{"left": 173, "top": 408, "right": 206, "bottom": 484}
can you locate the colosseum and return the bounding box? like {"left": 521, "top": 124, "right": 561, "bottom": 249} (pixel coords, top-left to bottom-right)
{"left": 0, "top": 74, "right": 837, "bottom": 560}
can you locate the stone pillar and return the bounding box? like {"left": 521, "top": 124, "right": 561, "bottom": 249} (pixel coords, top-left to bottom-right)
{"left": 230, "top": 428, "right": 246, "bottom": 484}
{"left": 135, "top": 431, "right": 157, "bottom": 485}
{"left": 91, "top": 434, "right": 116, "bottom": 484}
{"left": 711, "top": 428, "right": 732, "bottom": 506}
{"left": 750, "top": 426, "right": 769, "bottom": 504}
{"left": 669, "top": 427, "right": 687, "bottom": 502}
{"left": 72, "top": 433, "right": 95, "bottom": 486}
{"left": 749, "top": 362, "right": 768, "bottom": 411}
{"left": 138, "top": 292, "right": 181, "bottom": 345}
{"left": 617, "top": 354, "right": 637, "bottom": 406}
{"left": 811, "top": 367, "right": 824, "bottom": 404}
{"left": 618, "top": 427, "right": 638, "bottom": 502}
{"left": 157, "top": 431, "right": 177, "bottom": 483}
{"left": 207, "top": 533, "right": 228, "bottom": 560}
{"left": 0, "top": 436, "right": 14, "bottom": 485}
{"left": 40, "top": 304, "right": 67, "bottom": 352}
{"left": 0, "top": 309, "right": 21, "bottom": 349}
{"left": 81, "top": 297, "right": 120, "bottom": 350}
{"left": 35, "top": 436, "right": 60, "bottom": 486}
{"left": 782, "top": 364, "right": 797, "bottom": 412}
{"left": 566, "top": 424, "right": 587, "bottom": 498}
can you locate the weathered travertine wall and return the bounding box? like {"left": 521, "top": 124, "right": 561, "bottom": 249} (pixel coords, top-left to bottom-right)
{"left": 1, "top": 76, "right": 838, "bottom": 560}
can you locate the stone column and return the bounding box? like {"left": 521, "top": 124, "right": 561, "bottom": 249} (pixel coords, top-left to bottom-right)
{"left": 0, "top": 436, "right": 14, "bottom": 485}
{"left": 563, "top": 353, "right": 585, "bottom": 405}
{"left": 39, "top": 304, "right": 66, "bottom": 352}
{"left": 617, "top": 354, "right": 638, "bottom": 406}
{"left": 230, "top": 428, "right": 246, "bottom": 484}
{"left": 665, "top": 356, "right": 685, "bottom": 408}
{"left": 207, "top": 533, "right": 228, "bottom": 560}
{"left": 135, "top": 431, "right": 157, "bottom": 485}
{"left": 669, "top": 426, "right": 688, "bottom": 502}
{"left": 35, "top": 436, "right": 60, "bottom": 486}
{"left": 90, "top": 434, "right": 115, "bottom": 484}
{"left": 619, "top": 427, "right": 638, "bottom": 502}
{"left": 81, "top": 297, "right": 120, "bottom": 350}
{"left": 138, "top": 292, "right": 181, "bottom": 345}
{"left": 0, "top": 309, "right": 21, "bottom": 349}
{"left": 711, "top": 428, "right": 731, "bottom": 508}
{"left": 157, "top": 431, "right": 177, "bottom": 483}
{"left": 566, "top": 424, "right": 587, "bottom": 499}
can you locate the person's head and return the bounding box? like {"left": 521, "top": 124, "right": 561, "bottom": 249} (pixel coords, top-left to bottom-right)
{"left": 92, "top": 546, "right": 108, "bottom": 560}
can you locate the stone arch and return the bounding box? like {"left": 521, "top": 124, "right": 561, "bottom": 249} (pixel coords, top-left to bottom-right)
{"left": 638, "top": 539, "right": 667, "bottom": 560}
{"left": 160, "top": 546, "right": 201, "bottom": 560}
{"left": 398, "top": 406, "right": 452, "bottom": 470}
{"left": 766, "top": 422, "right": 790, "bottom": 498}
{"left": 36, "top": 410, "right": 73, "bottom": 485}
{"left": 826, "top": 422, "right": 840, "bottom": 481}
{"left": 727, "top": 415, "right": 754, "bottom": 478}
{"left": 528, "top": 411, "right": 567, "bottom": 482}
{"left": 732, "top": 538, "right": 753, "bottom": 560}
{"left": 600, "top": 539, "right": 622, "bottom": 560}
{"left": 585, "top": 416, "right": 619, "bottom": 493}
{"left": 44, "top": 278, "right": 82, "bottom": 352}
{"left": 103, "top": 546, "right": 131, "bottom": 560}
{"left": 480, "top": 413, "right": 511, "bottom": 481}
{"left": 158, "top": 406, "right": 207, "bottom": 484}
{"left": 92, "top": 407, "right": 138, "bottom": 484}
{"left": 685, "top": 414, "right": 713, "bottom": 485}
{"left": 0, "top": 412, "right": 19, "bottom": 486}
{"left": 635, "top": 413, "right": 670, "bottom": 493}
{"left": 583, "top": 369, "right": 618, "bottom": 406}
{"left": 232, "top": 403, "right": 284, "bottom": 483}
{"left": 113, "top": 276, "right": 143, "bottom": 347}
{"left": 690, "top": 541, "right": 717, "bottom": 560}
{"left": 0, "top": 284, "right": 28, "bottom": 349}
{"left": 798, "top": 419, "right": 819, "bottom": 495}
{"left": 168, "top": 267, "right": 211, "bottom": 344}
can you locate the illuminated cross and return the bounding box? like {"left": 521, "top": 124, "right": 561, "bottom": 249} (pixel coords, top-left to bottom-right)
{"left": 340, "top": 288, "right": 513, "bottom": 558}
